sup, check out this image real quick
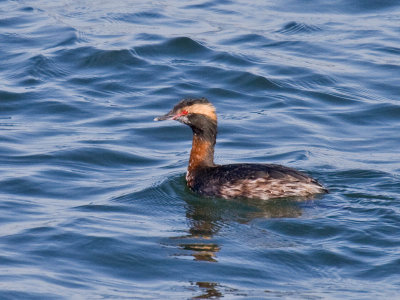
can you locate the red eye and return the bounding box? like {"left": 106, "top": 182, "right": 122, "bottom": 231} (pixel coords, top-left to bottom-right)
{"left": 181, "top": 109, "right": 188, "bottom": 115}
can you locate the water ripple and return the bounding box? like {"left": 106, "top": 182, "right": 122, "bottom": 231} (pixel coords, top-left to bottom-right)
{"left": 136, "top": 36, "right": 212, "bottom": 60}
{"left": 277, "top": 21, "right": 322, "bottom": 35}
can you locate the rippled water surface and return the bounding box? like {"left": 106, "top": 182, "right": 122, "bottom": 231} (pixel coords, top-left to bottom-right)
{"left": 1, "top": 0, "right": 400, "bottom": 299}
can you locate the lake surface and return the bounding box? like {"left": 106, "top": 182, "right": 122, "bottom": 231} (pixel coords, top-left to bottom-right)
{"left": 1, "top": 0, "right": 400, "bottom": 299}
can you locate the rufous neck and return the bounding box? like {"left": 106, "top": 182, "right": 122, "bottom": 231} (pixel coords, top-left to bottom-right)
{"left": 188, "top": 134, "right": 215, "bottom": 172}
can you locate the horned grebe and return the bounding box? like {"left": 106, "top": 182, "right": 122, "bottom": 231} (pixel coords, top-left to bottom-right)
{"left": 154, "top": 98, "right": 327, "bottom": 200}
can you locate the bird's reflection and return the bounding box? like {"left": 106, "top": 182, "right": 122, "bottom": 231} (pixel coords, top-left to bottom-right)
{"left": 191, "top": 281, "right": 223, "bottom": 299}
{"left": 164, "top": 177, "right": 318, "bottom": 298}
{"left": 180, "top": 195, "right": 305, "bottom": 299}
{"left": 172, "top": 192, "right": 304, "bottom": 264}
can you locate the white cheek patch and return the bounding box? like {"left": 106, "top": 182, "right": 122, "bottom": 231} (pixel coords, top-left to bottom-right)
{"left": 180, "top": 116, "right": 190, "bottom": 123}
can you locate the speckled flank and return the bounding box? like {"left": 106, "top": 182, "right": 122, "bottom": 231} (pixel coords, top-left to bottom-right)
{"left": 217, "top": 177, "right": 326, "bottom": 200}
{"left": 189, "top": 163, "right": 327, "bottom": 200}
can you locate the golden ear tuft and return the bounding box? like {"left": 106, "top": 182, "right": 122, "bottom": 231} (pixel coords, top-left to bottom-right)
{"left": 186, "top": 103, "right": 217, "bottom": 121}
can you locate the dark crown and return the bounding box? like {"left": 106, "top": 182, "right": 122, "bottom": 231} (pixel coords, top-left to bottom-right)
{"left": 173, "top": 97, "right": 210, "bottom": 111}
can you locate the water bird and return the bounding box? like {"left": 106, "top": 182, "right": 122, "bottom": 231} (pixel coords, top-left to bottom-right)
{"left": 154, "top": 98, "right": 327, "bottom": 200}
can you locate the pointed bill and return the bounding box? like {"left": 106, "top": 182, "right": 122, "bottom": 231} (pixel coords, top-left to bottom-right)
{"left": 154, "top": 112, "right": 174, "bottom": 121}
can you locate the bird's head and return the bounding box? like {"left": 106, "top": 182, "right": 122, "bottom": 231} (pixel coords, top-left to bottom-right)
{"left": 154, "top": 98, "right": 217, "bottom": 127}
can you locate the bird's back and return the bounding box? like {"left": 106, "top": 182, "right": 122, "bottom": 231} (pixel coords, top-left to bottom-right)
{"left": 190, "top": 163, "right": 327, "bottom": 200}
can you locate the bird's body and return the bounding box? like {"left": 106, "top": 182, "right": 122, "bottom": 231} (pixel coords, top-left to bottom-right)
{"left": 155, "top": 98, "right": 327, "bottom": 200}
{"left": 187, "top": 163, "right": 326, "bottom": 200}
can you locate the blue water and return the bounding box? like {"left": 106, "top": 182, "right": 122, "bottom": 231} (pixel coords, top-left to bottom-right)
{"left": 1, "top": 0, "right": 400, "bottom": 299}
